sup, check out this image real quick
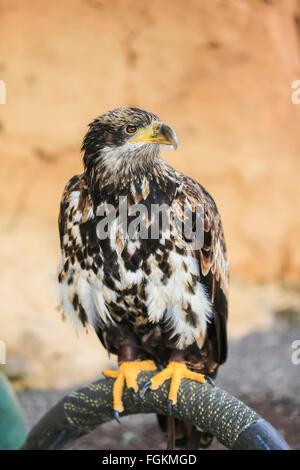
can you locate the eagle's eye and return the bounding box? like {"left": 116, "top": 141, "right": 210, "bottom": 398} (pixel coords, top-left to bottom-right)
{"left": 125, "top": 125, "right": 137, "bottom": 134}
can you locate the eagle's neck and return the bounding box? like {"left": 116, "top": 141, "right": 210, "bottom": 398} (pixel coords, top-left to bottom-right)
{"left": 84, "top": 145, "right": 177, "bottom": 197}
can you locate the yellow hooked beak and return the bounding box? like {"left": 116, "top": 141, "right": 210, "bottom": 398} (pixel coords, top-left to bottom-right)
{"left": 130, "top": 122, "right": 178, "bottom": 149}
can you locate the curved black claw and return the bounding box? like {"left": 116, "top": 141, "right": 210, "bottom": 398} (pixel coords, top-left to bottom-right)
{"left": 168, "top": 399, "right": 173, "bottom": 416}
{"left": 129, "top": 387, "right": 142, "bottom": 403}
{"left": 204, "top": 376, "right": 216, "bottom": 387}
{"left": 113, "top": 409, "right": 121, "bottom": 424}
{"left": 140, "top": 380, "right": 152, "bottom": 399}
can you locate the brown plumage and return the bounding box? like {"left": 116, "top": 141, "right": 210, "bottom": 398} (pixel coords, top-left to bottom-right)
{"left": 58, "top": 106, "right": 229, "bottom": 447}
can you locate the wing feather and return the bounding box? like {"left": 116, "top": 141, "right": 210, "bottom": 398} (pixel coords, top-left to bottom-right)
{"left": 58, "top": 174, "right": 112, "bottom": 329}
{"left": 174, "top": 173, "right": 229, "bottom": 364}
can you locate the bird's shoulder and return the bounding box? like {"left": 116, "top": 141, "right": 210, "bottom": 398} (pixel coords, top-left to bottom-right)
{"left": 173, "top": 171, "right": 229, "bottom": 280}
{"left": 174, "top": 172, "right": 223, "bottom": 223}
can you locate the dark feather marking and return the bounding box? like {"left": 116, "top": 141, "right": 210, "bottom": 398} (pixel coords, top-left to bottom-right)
{"left": 63, "top": 259, "right": 69, "bottom": 272}
{"left": 185, "top": 305, "right": 198, "bottom": 328}
{"left": 175, "top": 246, "right": 185, "bottom": 255}
{"left": 186, "top": 282, "right": 195, "bottom": 295}
{"left": 79, "top": 304, "right": 88, "bottom": 327}
{"left": 73, "top": 293, "right": 79, "bottom": 310}
{"left": 159, "top": 260, "right": 172, "bottom": 277}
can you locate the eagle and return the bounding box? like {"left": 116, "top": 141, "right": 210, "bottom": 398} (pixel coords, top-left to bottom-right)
{"left": 58, "top": 107, "right": 229, "bottom": 448}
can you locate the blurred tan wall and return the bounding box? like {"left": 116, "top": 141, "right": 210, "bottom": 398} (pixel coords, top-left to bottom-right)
{"left": 1, "top": 0, "right": 300, "bottom": 282}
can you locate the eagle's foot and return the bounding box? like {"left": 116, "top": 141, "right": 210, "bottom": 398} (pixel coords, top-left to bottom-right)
{"left": 141, "top": 361, "right": 207, "bottom": 414}
{"left": 102, "top": 360, "right": 157, "bottom": 420}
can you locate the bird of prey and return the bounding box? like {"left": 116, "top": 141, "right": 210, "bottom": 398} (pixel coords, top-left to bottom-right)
{"left": 58, "top": 107, "right": 229, "bottom": 448}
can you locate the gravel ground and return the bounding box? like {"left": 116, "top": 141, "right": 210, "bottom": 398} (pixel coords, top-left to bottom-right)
{"left": 18, "top": 326, "right": 300, "bottom": 450}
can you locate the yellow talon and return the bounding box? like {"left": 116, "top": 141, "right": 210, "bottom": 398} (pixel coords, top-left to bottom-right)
{"left": 149, "top": 361, "right": 207, "bottom": 406}
{"left": 102, "top": 360, "right": 157, "bottom": 413}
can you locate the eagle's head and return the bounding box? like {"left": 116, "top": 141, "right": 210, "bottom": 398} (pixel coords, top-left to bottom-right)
{"left": 82, "top": 107, "right": 177, "bottom": 179}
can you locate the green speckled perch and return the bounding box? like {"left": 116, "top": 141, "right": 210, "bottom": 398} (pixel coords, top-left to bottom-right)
{"left": 22, "top": 371, "right": 290, "bottom": 450}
